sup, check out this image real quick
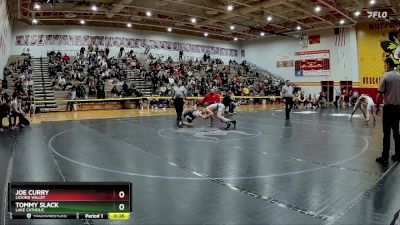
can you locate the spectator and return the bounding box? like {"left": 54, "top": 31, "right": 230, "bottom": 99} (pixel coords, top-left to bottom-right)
{"left": 179, "top": 50, "right": 183, "bottom": 61}
{"left": 10, "top": 96, "right": 24, "bottom": 128}
{"left": 318, "top": 91, "right": 327, "bottom": 107}
{"left": 63, "top": 54, "right": 70, "bottom": 63}
{"left": 298, "top": 91, "right": 306, "bottom": 108}
{"left": 80, "top": 47, "right": 85, "bottom": 56}
{"left": 0, "top": 98, "right": 11, "bottom": 131}
{"left": 2, "top": 78, "right": 7, "bottom": 90}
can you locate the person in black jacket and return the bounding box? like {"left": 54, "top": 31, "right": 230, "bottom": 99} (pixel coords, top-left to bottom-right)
{"left": 0, "top": 98, "right": 11, "bottom": 131}
{"left": 80, "top": 47, "right": 85, "bottom": 56}
{"left": 105, "top": 46, "right": 110, "bottom": 57}
{"left": 179, "top": 50, "right": 183, "bottom": 61}
{"left": 2, "top": 78, "right": 7, "bottom": 90}
{"left": 222, "top": 92, "right": 238, "bottom": 114}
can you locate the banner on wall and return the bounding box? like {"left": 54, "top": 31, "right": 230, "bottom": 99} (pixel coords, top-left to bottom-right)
{"left": 308, "top": 35, "right": 320, "bottom": 45}
{"left": 15, "top": 34, "right": 239, "bottom": 57}
{"left": 356, "top": 22, "right": 399, "bottom": 88}
{"left": 276, "top": 54, "right": 294, "bottom": 68}
{"left": 294, "top": 50, "right": 330, "bottom": 76}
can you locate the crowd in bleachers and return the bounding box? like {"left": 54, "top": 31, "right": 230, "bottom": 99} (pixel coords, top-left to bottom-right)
{"left": 47, "top": 44, "right": 285, "bottom": 108}
{"left": 0, "top": 44, "right": 363, "bottom": 128}
{"left": 0, "top": 57, "right": 34, "bottom": 130}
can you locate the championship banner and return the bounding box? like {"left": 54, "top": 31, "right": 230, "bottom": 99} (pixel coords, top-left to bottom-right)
{"left": 294, "top": 50, "right": 330, "bottom": 76}
{"left": 308, "top": 35, "right": 320, "bottom": 45}
{"left": 356, "top": 22, "right": 398, "bottom": 88}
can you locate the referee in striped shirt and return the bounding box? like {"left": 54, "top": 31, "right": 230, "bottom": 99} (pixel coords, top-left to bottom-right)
{"left": 281, "top": 80, "right": 294, "bottom": 120}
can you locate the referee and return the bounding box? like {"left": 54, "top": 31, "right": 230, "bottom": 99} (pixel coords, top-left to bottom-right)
{"left": 376, "top": 57, "right": 400, "bottom": 165}
{"left": 172, "top": 80, "right": 187, "bottom": 128}
{"left": 281, "top": 80, "right": 294, "bottom": 119}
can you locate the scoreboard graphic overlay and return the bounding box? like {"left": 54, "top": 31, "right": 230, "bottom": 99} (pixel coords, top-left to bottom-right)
{"left": 8, "top": 182, "right": 132, "bottom": 220}
{"left": 295, "top": 50, "right": 330, "bottom": 76}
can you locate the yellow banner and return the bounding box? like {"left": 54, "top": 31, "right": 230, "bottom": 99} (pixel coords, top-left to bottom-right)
{"left": 356, "top": 22, "right": 398, "bottom": 88}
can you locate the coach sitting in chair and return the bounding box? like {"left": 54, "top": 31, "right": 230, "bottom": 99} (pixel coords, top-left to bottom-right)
{"left": 318, "top": 91, "right": 327, "bottom": 108}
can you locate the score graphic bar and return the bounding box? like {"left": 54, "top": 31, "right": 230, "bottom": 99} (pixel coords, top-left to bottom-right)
{"left": 8, "top": 182, "right": 132, "bottom": 220}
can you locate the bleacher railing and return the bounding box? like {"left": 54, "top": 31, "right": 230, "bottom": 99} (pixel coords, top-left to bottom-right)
{"left": 47, "top": 50, "right": 81, "bottom": 57}
{"left": 247, "top": 61, "right": 284, "bottom": 81}
{"left": 34, "top": 95, "right": 282, "bottom": 104}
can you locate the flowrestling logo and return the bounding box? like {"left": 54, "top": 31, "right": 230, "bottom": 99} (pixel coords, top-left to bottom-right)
{"left": 367, "top": 11, "right": 388, "bottom": 19}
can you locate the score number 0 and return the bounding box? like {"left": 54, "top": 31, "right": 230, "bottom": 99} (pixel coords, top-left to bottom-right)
{"left": 118, "top": 191, "right": 125, "bottom": 211}
{"left": 109, "top": 190, "right": 130, "bottom": 220}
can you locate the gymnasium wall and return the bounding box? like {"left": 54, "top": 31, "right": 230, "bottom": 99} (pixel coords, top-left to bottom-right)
{"left": 356, "top": 22, "right": 399, "bottom": 88}
{"left": 241, "top": 28, "right": 359, "bottom": 94}
{"left": 11, "top": 23, "right": 240, "bottom": 64}
{"left": 0, "top": 0, "right": 12, "bottom": 80}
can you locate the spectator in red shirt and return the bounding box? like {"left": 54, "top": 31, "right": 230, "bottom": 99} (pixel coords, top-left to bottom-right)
{"left": 199, "top": 88, "right": 221, "bottom": 106}
{"left": 173, "top": 69, "right": 181, "bottom": 77}
{"left": 63, "top": 54, "right": 70, "bottom": 63}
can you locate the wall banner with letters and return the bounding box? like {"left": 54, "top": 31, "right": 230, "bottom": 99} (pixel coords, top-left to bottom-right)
{"left": 356, "top": 22, "right": 399, "bottom": 88}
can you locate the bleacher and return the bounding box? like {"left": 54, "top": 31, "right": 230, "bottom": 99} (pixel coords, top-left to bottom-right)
{"left": 31, "top": 58, "right": 58, "bottom": 111}
{"left": 5, "top": 50, "right": 286, "bottom": 112}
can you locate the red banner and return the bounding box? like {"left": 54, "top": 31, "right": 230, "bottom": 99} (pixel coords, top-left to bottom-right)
{"left": 308, "top": 35, "right": 320, "bottom": 44}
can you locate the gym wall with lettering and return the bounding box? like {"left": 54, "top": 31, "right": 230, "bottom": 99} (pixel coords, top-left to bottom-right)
{"left": 356, "top": 22, "right": 399, "bottom": 88}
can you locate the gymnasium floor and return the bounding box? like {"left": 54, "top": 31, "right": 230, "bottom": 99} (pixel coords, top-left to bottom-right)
{"left": 1, "top": 107, "right": 399, "bottom": 225}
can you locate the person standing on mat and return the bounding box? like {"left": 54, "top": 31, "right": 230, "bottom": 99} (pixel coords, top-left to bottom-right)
{"left": 172, "top": 80, "right": 187, "bottom": 128}
{"left": 281, "top": 80, "right": 294, "bottom": 119}
{"left": 376, "top": 58, "right": 400, "bottom": 165}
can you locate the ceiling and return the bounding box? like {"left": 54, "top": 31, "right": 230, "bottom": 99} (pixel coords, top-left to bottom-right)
{"left": 14, "top": 0, "right": 400, "bottom": 41}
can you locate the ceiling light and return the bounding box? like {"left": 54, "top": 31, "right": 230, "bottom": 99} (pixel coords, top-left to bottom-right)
{"left": 227, "top": 5, "right": 234, "bottom": 11}
{"left": 354, "top": 11, "right": 361, "bottom": 17}
{"left": 167, "top": 27, "right": 172, "bottom": 32}
{"left": 191, "top": 18, "right": 197, "bottom": 23}
{"left": 267, "top": 16, "right": 272, "bottom": 21}
{"left": 34, "top": 3, "right": 41, "bottom": 10}
{"left": 145, "top": 11, "right": 152, "bottom": 17}
{"left": 369, "top": 0, "right": 376, "bottom": 5}
{"left": 32, "top": 19, "right": 38, "bottom": 24}
{"left": 91, "top": 5, "right": 97, "bottom": 11}
{"left": 127, "top": 23, "right": 132, "bottom": 28}
{"left": 230, "top": 25, "right": 235, "bottom": 30}
{"left": 234, "top": 37, "right": 238, "bottom": 41}
{"left": 80, "top": 20, "right": 85, "bottom": 25}
{"left": 260, "top": 32, "right": 265, "bottom": 36}
{"left": 315, "top": 6, "right": 321, "bottom": 12}
{"left": 339, "top": 19, "right": 345, "bottom": 25}
{"left": 204, "top": 32, "right": 209, "bottom": 37}
{"left": 296, "top": 25, "right": 302, "bottom": 30}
